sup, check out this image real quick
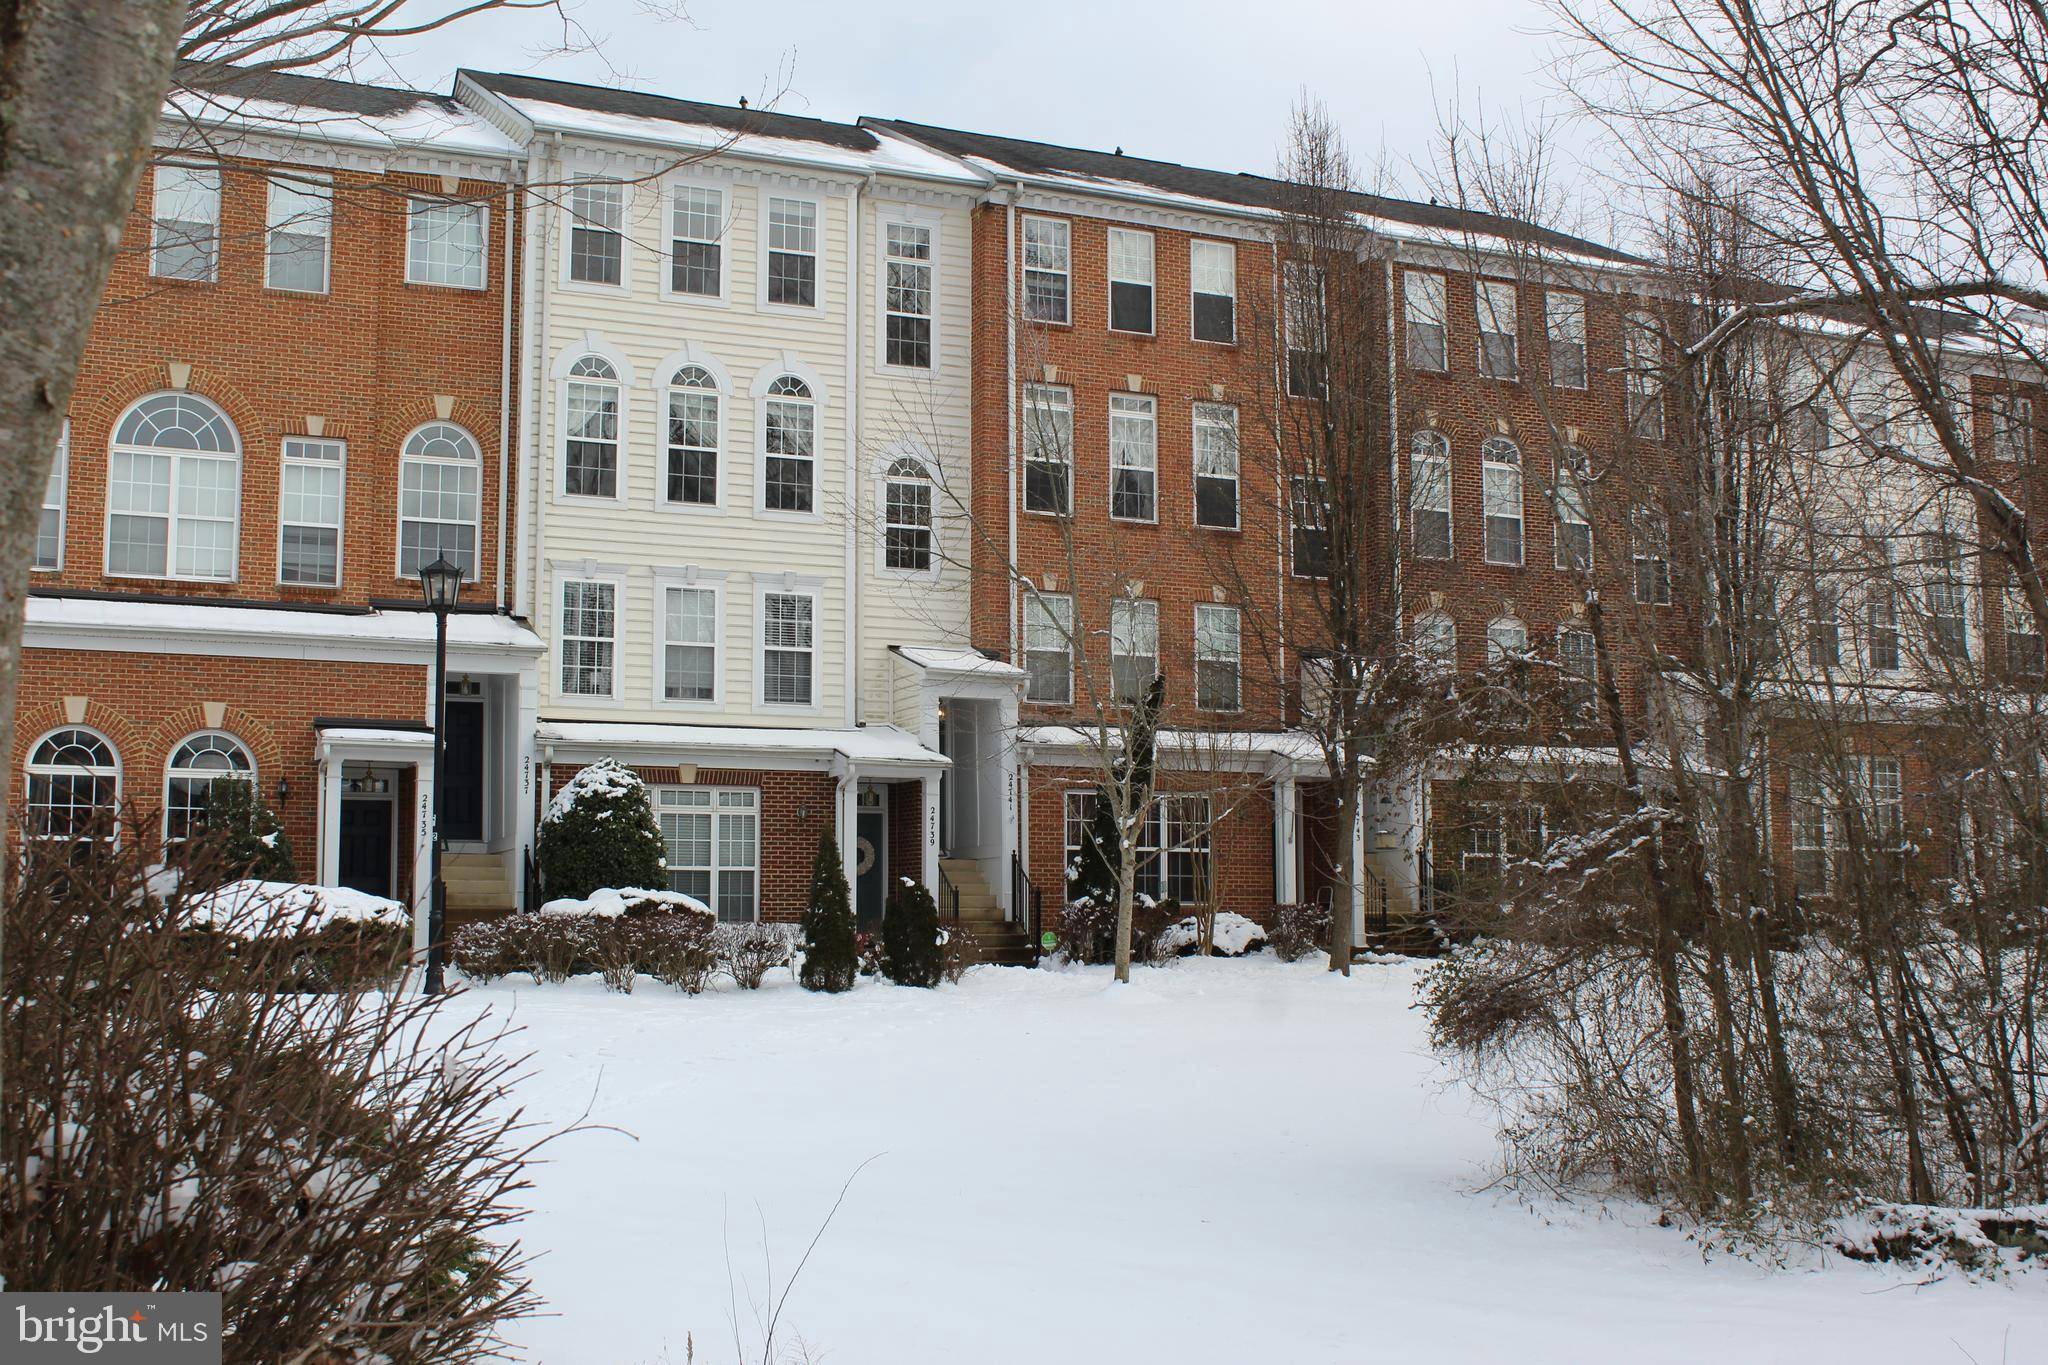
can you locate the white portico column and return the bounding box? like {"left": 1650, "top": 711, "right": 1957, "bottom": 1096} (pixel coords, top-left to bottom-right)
{"left": 411, "top": 758, "right": 436, "bottom": 959}
{"left": 834, "top": 759, "right": 859, "bottom": 895}
{"left": 1350, "top": 798, "right": 1367, "bottom": 940}
{"left": 920, "top": 769, "right": 942, "bottom": 892}
{"left": 317, "top": 745, "right": 343, "bottom": 889}
{"left": 1273, "top": 771, "right": 1299, "bottom": 905}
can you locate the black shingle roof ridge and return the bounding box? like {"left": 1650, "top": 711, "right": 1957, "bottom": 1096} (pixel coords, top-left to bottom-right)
{"left": 461, "top": 69, "right": 878, "bottom": 151}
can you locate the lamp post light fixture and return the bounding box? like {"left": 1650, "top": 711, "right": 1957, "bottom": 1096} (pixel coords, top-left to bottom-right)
{"left": 419, "top": 555, "right": 463, "bottom": 995}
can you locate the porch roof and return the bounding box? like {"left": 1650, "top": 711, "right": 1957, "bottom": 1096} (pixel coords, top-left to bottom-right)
{"left": 1018, "top": 726, "right": 1328, "bottom": 776}
{"left": 26, "top": 594, "right": 543, "bottom": 665}
{"left": 890, "top": 644, "right": 1025, "bottom": 682}
{"left": 535, "top": 720, "right": 949, "bottom": 772}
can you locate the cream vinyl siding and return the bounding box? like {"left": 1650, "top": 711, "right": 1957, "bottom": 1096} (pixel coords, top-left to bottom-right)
{"left": 855, "top": 190, "right": 977, "bottom": 720}
{"left": 530, "top": 151, "right": 857, "bottom": 728}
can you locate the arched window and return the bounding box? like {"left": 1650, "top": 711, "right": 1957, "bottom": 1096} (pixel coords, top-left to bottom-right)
{"left": 1414, "top": 611, "right": 1457, "bottom": 679}
{"left": 1410, "top": 430, "right": 1452, "bottom": 560}
{"left": 164, "top": 732, "right": 255, "bottom": 841}
{"left": 665, "top": 365, "right": 720, "bottom": 506}
{"left": 1481, "top": 436, "right": 1523, "bottom": 566}
{"left": 1486, "top": 617, "right": 1529, "bottom": 665}
{"left": 883, "top": 456, "right": 935, "bottom": 572}
{"left": 564, "top": 356, "right": 620, "bottom": 499}
{"left": 107, "top": 393, "right": 240, "bottom": 580}
{"left": 762, "top": 376, "right": 815, "bottom": 513}
{"left": 25, "top": 728, "right": 120, "bottom": 840}
{"left": 399, "top": 423, "right": 481, "bottom": 577}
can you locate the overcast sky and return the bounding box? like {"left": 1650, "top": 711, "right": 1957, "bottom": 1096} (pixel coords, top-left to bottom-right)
{"left": 378, "top": 0, "right": 1590, "bottom": 200}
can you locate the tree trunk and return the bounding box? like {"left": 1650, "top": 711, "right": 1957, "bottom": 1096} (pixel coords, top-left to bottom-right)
{"left": 1328, "top": 762, "right": 1357, "bottom": 976}
{"left": 1113, "top": 816, "right": 1136, "bottom": 984}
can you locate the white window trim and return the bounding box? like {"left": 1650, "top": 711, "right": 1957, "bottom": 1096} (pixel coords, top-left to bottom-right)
{"left": 654, "top": 574, "right": 727, "bottom": 709}
{"left": 1415, "top": 611, "right": 1458, "bottom": 679}
{"left": 655, "top": 785, "right": 761, "bottom": 922}
{"left": 876, "top": 448, "right": 943, "bottom": 582}
{"left": 161, "top": 730, "right": 256, "bottom": 844}
{"left": 660, "top": 174, "right": 733, "bottom": 306}
{"left": 1194, "top": 602, "right": 1242, "bottom": 713}
{"left": 103, "top": 392, "right": 242, "bottom": 584}
{"left": 263, "top": 171, "right": 332, "bottom": 295}
{"left": 1553, "top": 453, "right": 1591, "bottom": 572}
{"left": 1546, "top": 289, "right": 1588, "bottom": 390}
{"left": 25, "top": 725, "right": 122, "bottom": 843}
{"left": 1107, "top": 227, "right": 1157, "bottom": 336}
{"left": 877, "top": 210, "right": 942, "bottom": 371}
{"left": 650, "top": 346, "right": 732, "bottom": 513}
{"left": 1109, "top": 392, "right": 1159, "bottom": 525}
{"left": 552, "top": 342, "right": 633, "bottom": 505}
{"left": 1404, "top": 269, "right": 1449, "bottom": 372}
{"left": 1110, "top": 596, "right": 1160, "bottom": 700}
{"left": 1481, "top": 437, "right": 1524, "bottom": 567}
{"left": 554, "top": 569, "right": 625, "bottom": 704}
{"left": 1485, "top": 616, "right": 1530, "bottom": 665}
{"left": 1023, "top": 591, "right": 1074, "bottom": 705}
{"left": 1477, "top": 279, "right": 1520, "bottom": 379}
{"left": 756, "top": 579, "right": 824, "bottom": 711}
{"left": 1189, "top": 238, "right": 1237, "bottom": 345}
{"left": 1022, "top": 383, "right": 1074, "bottom": 517}
{"left": 559, "top": 175, "right": 632, "bottom": 293}
{"left": 395, "top": 421, "right": 484, "bottom": 582}
{"left": 757, "top": 189, "right": 824, "bottom": 313}
{"left": 1290, "top": 474, "right": 1330, "bottom": 580}
{"left": 1411, "top": 430, "right": 1453, "bottom": 561}
{"left": 1192, "top": 401, "right": 1240, "bottom": 531}
{"left": 150, "top": 161, "right": 220, "bottom": 283}
{"left": 751, "top": 359, "right": 829, "bottom": 522}
{"left": 36, "top": 419, "right": 68, "bottom": 573}
{"left": 277, "top": 435, "right": 346, "bottom": 588}
{"left": 1021, "top": 214, "right": 1071, "bottom": 325}
{"left": 404, "top": 195, "right": 490, "bottom": 291}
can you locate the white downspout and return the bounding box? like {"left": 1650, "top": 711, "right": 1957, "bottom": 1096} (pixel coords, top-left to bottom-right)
{"left": 1005, "top": 182, "right": 1021, "bottom": 660}
{"left": 495, "top": 152, "right": 518, "bottom": 612}
{"left": 845, "top": 174, "right": 872, "bottom": 728}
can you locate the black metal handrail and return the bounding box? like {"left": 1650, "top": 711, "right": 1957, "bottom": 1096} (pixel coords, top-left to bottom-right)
{"left": 937, "top": 864, "right": 960, "bottom": 920}
{"left": 522, "top": 846, "right": 542, "bottom": 913}
{"left": 1012, "top": 853, "right": 1045, "bottom": 966}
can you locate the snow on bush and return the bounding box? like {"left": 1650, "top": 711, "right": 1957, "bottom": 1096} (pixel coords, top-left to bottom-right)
{"left": 1828, "top": 1202, "right": 2048, "bottom": 1277}
{"left": 537, "top": 759, "right": 667, "bottom": 903}
{"left": 184, "top": 879, "right": 408, "bottom": 937}
{"left": 1155, "top": 911, "right": 1268, "bottom": 958}
{"left": 538, "top": 886, "right": 710, "bottom": 918}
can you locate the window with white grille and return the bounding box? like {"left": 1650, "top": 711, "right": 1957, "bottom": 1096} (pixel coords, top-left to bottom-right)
{"left": 265, "top": 174, "right": 331, "bottom": 293}
{"left": 1481, "top": 436, "right": 1523, "bottom": 565}
{"left": 1411, "top": 430, "right": 1451, "bottom": 560}
{"left": 1193, "top": 403, "right": 1239, "bottom": 529}
{"left": 1023, "top": 384, "right": 1072, "bottom": 515}
{"left": 279, "top": 436, "right": 344, "bottom": 586}
{"left": 1024, "top": 593, "right": 1073, "bottom": 704}
{"left": 656, "top": 787, "right": 759, "bottom": 921}
{"left": 1109, "top": 393, "right": 1157, "bottom": 522}
{"left": 1022, "top": 216, "right": 1070, "bottom": 323}
{"left": 761, "top": 590, "right": 816, "bottom": 706}
{"left": 559, "top": 579, "right": 617, "bottom": 697}
{"left": 1111, "top": 597, "right": 1159, "bottom": 703}
{"left": 152, "top": 164, "right": 219, "bottom": 282}
{"left": 1108, "top": 228, "right": 1155, "bottom": 334}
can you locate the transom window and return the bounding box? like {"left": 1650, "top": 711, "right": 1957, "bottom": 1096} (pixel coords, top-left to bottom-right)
{"left": 407, "top": 197, "right": 487, "bottom": 289}
{"left": 762, "top": 590, "right": 816, "bottom": 706}
{"left": 559, "top": 579, "right": 617, "bottom": 697}
{"left": 670, "top": 184, "right": 725, "bottom": 296}
{"left": 1110, "top": 597, "right": 1159, "bottom": 703}
{"left": 663, "top": 585, "right": 719, "bottom": 702}
{"left": 107, "top": 393, "right": 240, "bottom": 581}
{"left": 265, "top": 174, "right": 331, "bottom": 293}
{"left": 279, "top": 436, "right": 344, "bottom": 586}
{"left": 1022, "top": 216, "right": 1070, "bottom": 323}
{"left": 1477, "top": 280, "right": 1519, "bottom": 380}
{"left": 564, "top": 356, "right": 620, "bottom": 498}
{"left": 763, "top": 376, "right": 816, "bottom": 513}
{"left": 1553, "top": 448, "right": 1591, "bottom": 571}
{"left": 665, "top": 365, "right": 720, "bottom": 506}
{"left": 885, "top": 222, "right": 934, "bottom": 368}
{"left": 568, "top": 177, "right": 625, "bottom": 285}
{"left": 1481, "top": 436, "right": 1524, "bottom": 566}
{"left": 765, "top": 196, "right": 819, "bottom": 307}
{"left": 1190, "top": 240, "right": 1236, "bottom": 343}
{"left": 1404, "top": 270, "right": 1447, "bottom": 371}
{"left": 884, "top": 457, "right": 936, "bottom": 571}
{"left": 1108, "top": 228, "right": 1155, "bottom": 334}
{"left": 25, "top": 728, "right": 120, "bottom": 841}
{"left": 1109, "top": 393, "right": 1157, "bottom": 522}
{"left": 1024, "top": 592, "right": 1073, "bottom": 704}
{"left": 656, "top": 787, "right": 759, "bottom": 922}
{"left": 1193, "top": 403, "right": 1239, "bottom": 530}
{"left": 1546, "top": 290, "right": 1587, "bottom": 389}
{"left": 36, "top": 421, "right": 67, "bottom": 571}
{"left": 164, "top": 732, "right": 254, "bottom": 842}
{"left": 1411, "top": 430, "right": 1452, "bottom": 560}
{"left": 1195, "top": 603, "right": 1241, "bottom": 711}
{"left": 1023, "top": 384, "right": 1073, "bottom": 515}
{"left": 400, "top": 423, "right": 481, "bottom": 578}
{"left": 152, "top": 163, "right": 220, "bottom": 282}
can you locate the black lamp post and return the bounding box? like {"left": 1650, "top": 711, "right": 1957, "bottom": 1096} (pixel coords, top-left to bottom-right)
{"left": 419, "top": 555, "right": 463, "bottom": 995}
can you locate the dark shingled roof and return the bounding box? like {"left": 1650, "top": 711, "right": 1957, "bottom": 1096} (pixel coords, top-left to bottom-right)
{"left": 868, "top": 118, "right": 1640, "bottom": 265}
{"left": 462, "top": 70, "right": 880, "bottom": 152}
{"left": 175, "top": 61, "right": 448, "bottom": 119}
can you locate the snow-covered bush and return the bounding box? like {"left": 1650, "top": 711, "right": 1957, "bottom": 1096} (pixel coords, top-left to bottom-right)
{"left": 1156, "top": 910, "right": 1268, "bottom": 958}
{"left": 1827, "top": 1202, "right": 2048, "bottom": 1277}
{"left": 453, "top": 894, "right": 718, "bottom": 993}
{"left": 3, "top": 820, "right": 538, "bottom": 1359}
{"left": 536, "top": 759, "right": 666, "bottom": 903}
{"left": 940, "top": 923, "right": 980, "bottom": 983}
{"left": 641, "top": 911, "right": 719, "bottom": 994}
{"left": 1055, "top": 898, "right": 1118, "bottom": 964}
{"left": 1270, "top": 903, "right": 1332, "bottom": 962}
{"left": 882, "top": 877, "right": 945, "bottom": 986}
{"left": 799, "top": 832, "right": 857, "bottom": 992}
{"left": 717, "top": 921, "right": 793, "bottom": 989}
{"left": 182, "top": 879, "right": 410, "bottom": 989}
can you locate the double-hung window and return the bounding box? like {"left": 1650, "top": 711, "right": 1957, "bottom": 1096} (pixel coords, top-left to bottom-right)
{"left": 1022, "top": 216, "right": 1070, "bottom": 323}
{"left": 1109, "top": 393, "right": 1157, "bottom": 522}
{"left": 1810, "top": 585, "right": 1842, "bottom": 669}
{"left": 1110, "top": 597, "right": 1159, "bottom": 703}
{"left": 1626, "top": 312, "right": 1665, "bottom": 439}
{"left": 1023, "top": 384, "right": 1072, "bottom": 515}
{"left": 1633, "top": 506, "right": 1672, "bottom": 605}
{"left": 564, "top": 357, "right": 620, "bottom": 498}
{"left": 761, "top": 590, "right": 815, "bottom": 706}
{"left": 1553, "top": 448, "right": 1591, "bottom": 571}
{"left": 568, "top": 177, "right": 624, "bottom": 285}
{"left": 1787, "top": 768, "right": 1833, "bottom": 893}
{"left": 1193, "top": 403, "right": 1239, "bottom": 529}
{"left": 152, "top": 163, "right": 220, "bottom": 282}
{"left": 1410, "top": 431, "right": 1452, "bottom": 560}
{"left": 1923, "top": 526, "right": 1971, "bottom": 660}
{"left": 1867, "top": 579, "right": 1901, "bottom": 672}
{"left": 278, "top": 436, "right": 344, "bottom": 586}
{"left": 1486, "top": 617, "right": 1529, "bottom": 666}
{"left": 662, "top": 585, "right": 719, "bottom": 702}
{"left": 765, "top": 196, "right": 819, "bottom": 307}
{"left": 1477, "top": 280, "right": 1519, "bottom": 380}
{"left": 1559, "top": 627, "right": 1597, "bottom": 718}
{"left": 559, "top": 579, "right": 617, "bottom": 698}
{"left": 2006, "top": 587, "right": 2044, "bottom": 677}
{"left": 665, "top": 366, "right": 719, "bottom": 505}
{"left": 399, "top": 423, "right": 481, "bottom": 577}
{"left": 656, "top": 788, "right": 759, "bottom": 922}
{"left": 670, "top": 185, "right": 725, "bottom": 296}
{"left": 1481, "top": 436, "right": 1524, "bottom": 566}
{"left": 107, "top": 394, "right": 239, "bottom": 581}
{"left": 1292, "top": 476, "right": 1331, "bottom": 578}
{"left": 1024, "top": 593, "right": 1073, "bottom": 704}
{"left": 1108, "top": 228, "right": 1155, "bottom": 334}
{"left": 1991, "top": 393, "right": 2035, "bottom": 464}
{"left": 1853, "top": 755, "right": 1905, "bottom": 851}
{"left": 884, "top": 221, "right": 934, "bottom": 367}
{"left": 406, "top": 197, "right": 486, "bottom": 289}
{"left": 762, "top": 376, "right": 816, "bottom": 513}
{"left": 1194, "top": 604, "right": 1241, "bottom": 711}
{"left": 1285, "top": 262, "right": 1327, "bottom": 398}
{"left": 1415, "top": 612, "right": 1457, "bottom": 679}
{"left": 36, "top": 422, "right": 67, "bottom": 571}
{"left": 265, "top": 174, "right": 331, "bottom": 293}
{"left": 1063, "top": 793, "right": 1213, "bottom": 905}
{"left": 1404, "top": 270, "right": 1448, "bottom": 371}
{"left": 1191, "top": 240, "right": 1236, "bottom": 342}
{"left": 884, "top": 457, "right": 935, "bottom": 571}
{"left": 1546, "top": 290, "right": 1586, "bottom": 389}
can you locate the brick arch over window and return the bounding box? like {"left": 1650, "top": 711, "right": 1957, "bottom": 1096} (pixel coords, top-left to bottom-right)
{"left": 15, "top": 698, "right": 146, "bottom": 776}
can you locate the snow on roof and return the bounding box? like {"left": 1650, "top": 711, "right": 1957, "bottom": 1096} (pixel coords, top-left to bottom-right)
{"left": 537, "top": 720, "right": 948, "bottom": 767}
{"left": 1020, "top": 726, "right": 1327, "bottom": 771}
{"left": 891, "top": 645, "right": 1026, "bottom": 680}
{"left": 27, "top": 595, "right": 543, "bottom": 655}
{"left": 164, "top": 64, "right": 519, "bottom": 160}
{"left": 315, "top": 726, "right": 434, "bottom": 749}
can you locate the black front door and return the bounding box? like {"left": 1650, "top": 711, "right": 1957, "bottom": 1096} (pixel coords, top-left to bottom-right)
{"left": 442, "top": 697, "right": 485, "bottom": 843}
{"left": 339, "top": 798, "right": 394, "bottom": 898}
{"left": 856, "top": 800, "right": 887, "bottom": 928}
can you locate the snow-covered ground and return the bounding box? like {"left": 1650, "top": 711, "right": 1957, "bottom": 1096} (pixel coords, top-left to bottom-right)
{"left": 451, "top": 958, "right": 2048, "bottom": 1364}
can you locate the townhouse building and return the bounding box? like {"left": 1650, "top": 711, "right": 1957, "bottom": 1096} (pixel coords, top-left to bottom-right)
{"left": 17, "top": 66, "right": 540, "bottom": 933}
